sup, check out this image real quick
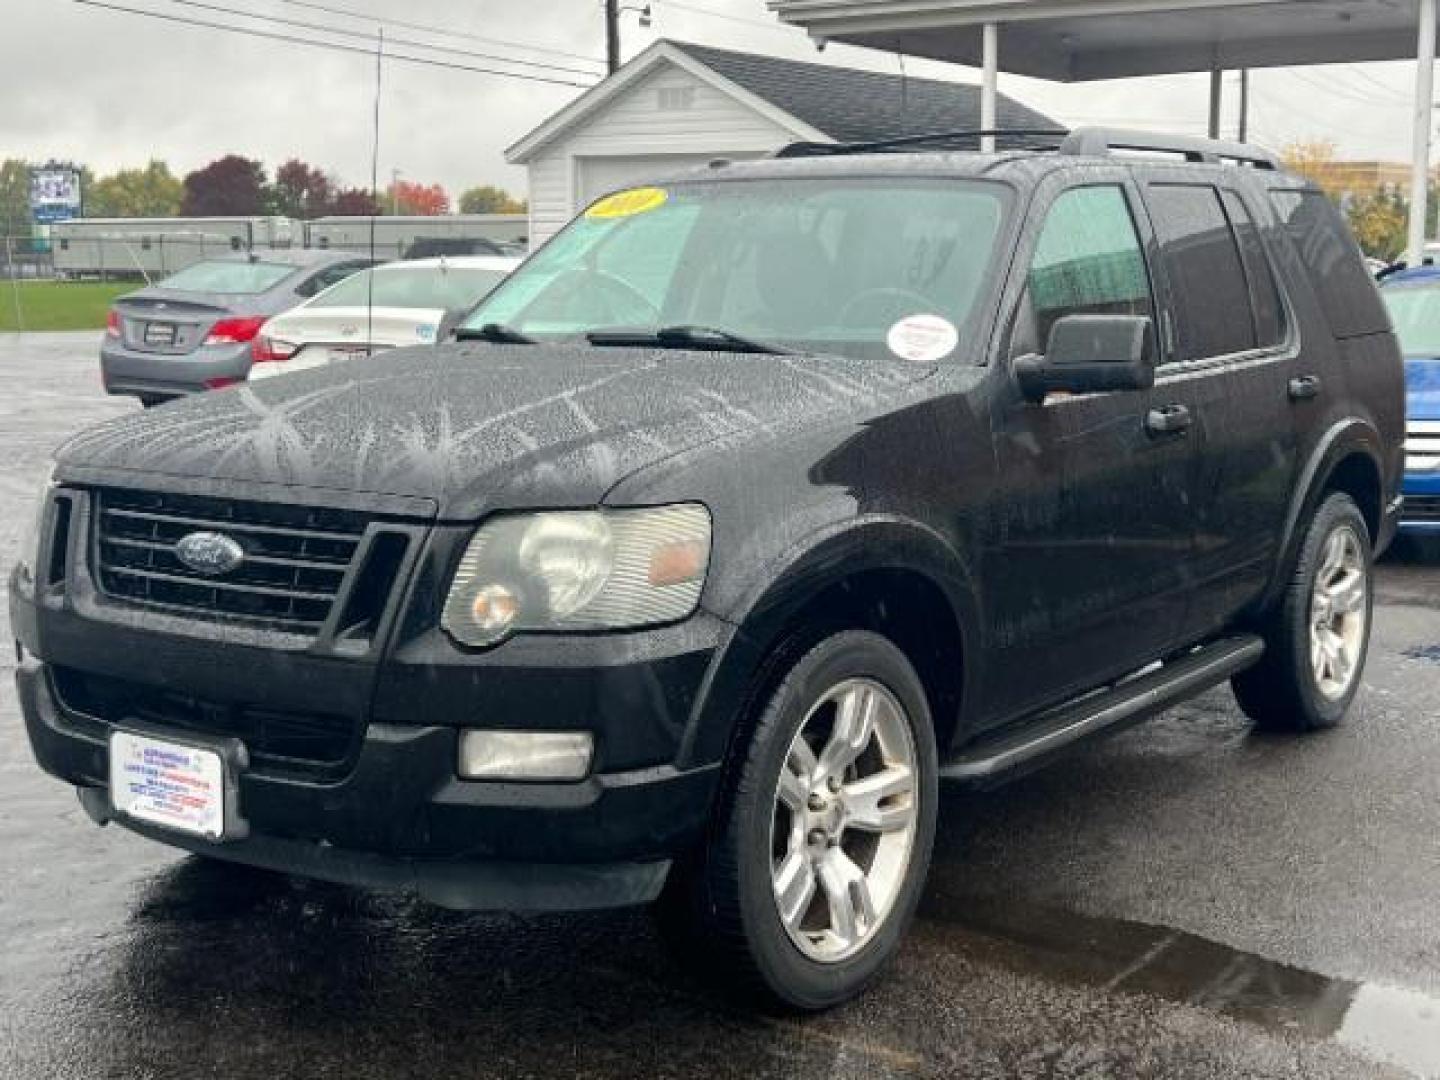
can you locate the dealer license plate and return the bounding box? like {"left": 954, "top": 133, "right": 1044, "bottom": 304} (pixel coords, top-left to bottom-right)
{"left": 109, "top": 730, "right": 226, "bottom": 839}
{"left": 144, "top": 322, "right": 177, "bottom": 346}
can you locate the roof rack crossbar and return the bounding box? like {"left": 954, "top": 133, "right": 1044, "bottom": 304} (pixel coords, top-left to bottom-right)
{"left": 774, "top": 128, "right": 1069, "bottom": 158}
{"left": 1057, "top": 127, "right": 1279, "bottom": 169}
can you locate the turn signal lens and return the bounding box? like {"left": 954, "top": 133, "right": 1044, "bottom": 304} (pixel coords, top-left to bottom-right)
{"left": 251, "top": 334, "right": 297, "bottom": 363}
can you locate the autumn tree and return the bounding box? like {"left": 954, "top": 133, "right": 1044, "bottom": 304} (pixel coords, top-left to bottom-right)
{"left": 269, "top": 159, "right": 335, "bottom": 219}
{"left": 458, "top": 184, "right": 525, "bottom": 214}
{"left": 385, "top": 179, "right": 449, "bottom": 215}
{"left": 87, "top": 161, "right": 183, "bottom": 217}
{"left": 181, "top": 155, "right": 267, "bottom": 216}
{"left": 330, "top": 188, "right": 381, "bottom": 216}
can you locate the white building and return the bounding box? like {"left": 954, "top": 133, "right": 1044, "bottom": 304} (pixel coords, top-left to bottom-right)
{"left": 507, "top": 38, "right": 1056, "bottom": 246}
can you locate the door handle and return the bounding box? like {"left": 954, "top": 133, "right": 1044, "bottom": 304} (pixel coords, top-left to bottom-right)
{"left": 1146, "top": 404, "right": 1193, "bottom": 437}
{"left": 1289, "top": 375, "right": 1322, "bottom": 401}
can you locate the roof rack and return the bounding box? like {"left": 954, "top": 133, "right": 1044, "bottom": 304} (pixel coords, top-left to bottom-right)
{"left": 1057, "top": 127, "right": 1280, "bottom": 170}
{"left": 773, "top": 128, "right": 1069, "bottom": 158}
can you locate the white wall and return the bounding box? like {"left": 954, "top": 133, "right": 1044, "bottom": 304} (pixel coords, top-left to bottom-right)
{"left": 525, "top": 61, "right": 800, "bottom": 246}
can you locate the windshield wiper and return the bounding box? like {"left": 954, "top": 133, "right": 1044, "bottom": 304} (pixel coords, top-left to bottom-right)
{"left": 454, "top": 322, "right": 537, "bottom": 344}
{"left": 586, "top": 325, "right": 797, "bottom": 356}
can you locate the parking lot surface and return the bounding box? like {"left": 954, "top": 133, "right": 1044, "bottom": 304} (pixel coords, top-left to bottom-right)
{"left": 2, "top": 332, "right": 1437, "bottom": 1079}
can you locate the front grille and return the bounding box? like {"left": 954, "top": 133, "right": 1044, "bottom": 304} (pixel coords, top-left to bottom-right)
{"left": 51, "top": 666, "right": 355, "bottom": 775}
{"left": 93, "top": 489, "right": 371, "bottom": 633}
{"left": 1407, "top": 420, "right": 1440, "bottom": 474}
{"left": 1404, "top": 494, "right": 1440, "bottom": 522}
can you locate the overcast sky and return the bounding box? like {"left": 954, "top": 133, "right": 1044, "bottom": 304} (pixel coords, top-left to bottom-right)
{"left": 0, "top": 0, "right": 1433, "bottom": 199}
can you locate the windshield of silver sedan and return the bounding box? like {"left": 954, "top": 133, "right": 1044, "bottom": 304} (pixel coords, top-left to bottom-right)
{"left": 461, "top": 177, "right": 1009, "bottom": 362}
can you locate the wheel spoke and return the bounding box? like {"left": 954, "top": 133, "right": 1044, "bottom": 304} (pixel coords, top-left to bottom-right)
{"left": 844, "top": 766, "right": 915, "bottom": 833}
{"left": 1319, "top": 531, "right": 1346, "bottom": 582}
{"left": 818, "top": 847, "right": 873, "bottom": 949}
{"left": 773, "top": 848, "right": 816, "bottom": 930}
{"left": 816, "top": 684, "right": 878, "bottom": 779}
{"left": 1329, "top": 572, "right": 1366, "bottom": 616}
{"left": 786, "top": 737, "right": 819, "bottom": 789}
{"left": 778, "top": 758, "right": 810, "bottom": 813}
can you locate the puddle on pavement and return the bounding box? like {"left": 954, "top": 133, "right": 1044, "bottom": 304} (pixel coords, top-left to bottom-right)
{"left": 919, "top": 889, "right": 1440, "bottom": 1077}
{"left": 1402, "top": 644, "right": 1440, "bottom": 664}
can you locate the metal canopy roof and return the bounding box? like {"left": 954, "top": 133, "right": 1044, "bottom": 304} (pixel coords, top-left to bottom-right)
{"left": 769, "top": 0, "right": 1432, "bottom": 81}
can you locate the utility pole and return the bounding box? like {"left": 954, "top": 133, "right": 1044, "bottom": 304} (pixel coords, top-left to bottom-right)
{"left": 391, "top": 168, "right": 402, "bottom": 215}
{"left": 606, "top": 0, "right": 620, "bottom": 75}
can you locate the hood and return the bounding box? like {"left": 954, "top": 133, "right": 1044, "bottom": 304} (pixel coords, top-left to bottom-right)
{"left": 57, "top": 342, "right": 930, "bottom": 518}
{"left": 1407, "top": 354, "right": 1440, "bottom": 420}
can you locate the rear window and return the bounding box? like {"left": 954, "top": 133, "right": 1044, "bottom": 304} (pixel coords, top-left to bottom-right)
{"left": 1146, "top": 183, "right": 1255, "bottom": 361}
{"left": 1270, "top": 189, "right": 1389, "bottom": 339}
{"left": 311, "top": 265, "right": 511, "bottom": 310}
{"left": 157, "top": 260, "right": 295, "bottom": 294}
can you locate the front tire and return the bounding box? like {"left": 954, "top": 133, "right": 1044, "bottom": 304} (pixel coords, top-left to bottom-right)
{"left": 660, "top": 629, "right": 938, "bottom": 1011}
{"left": 1232, "top": 493, "right": 1374, "bottom": 732}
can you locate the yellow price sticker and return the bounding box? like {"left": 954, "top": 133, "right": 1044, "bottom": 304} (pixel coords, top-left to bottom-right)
{"left": 586, "top": 187, "right": 668, "bottom": 220}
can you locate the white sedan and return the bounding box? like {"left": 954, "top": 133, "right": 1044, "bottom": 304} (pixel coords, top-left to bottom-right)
{"left": 248, "top": 255, "right": 520, "bottom": 380}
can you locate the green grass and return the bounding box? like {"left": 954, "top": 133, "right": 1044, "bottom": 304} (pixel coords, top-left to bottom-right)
{"left": 0, "top": 281, "right": 136, "bottom": 332}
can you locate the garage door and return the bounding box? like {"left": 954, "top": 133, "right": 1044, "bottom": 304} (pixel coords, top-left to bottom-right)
{"left": 576, "top": 154, "right": 742, "bottom": 206}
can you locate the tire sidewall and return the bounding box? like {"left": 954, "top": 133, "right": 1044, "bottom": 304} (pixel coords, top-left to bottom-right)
{"left": 1284, "top": 494, "right": 1374, "bottom": 728}
{"left": 727, "top": 630, "right": 939, "bottom": 1010}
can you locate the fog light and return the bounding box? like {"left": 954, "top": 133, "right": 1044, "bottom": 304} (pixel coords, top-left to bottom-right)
{"left": 457, "top": 730, "right": 594, "bottom": 781}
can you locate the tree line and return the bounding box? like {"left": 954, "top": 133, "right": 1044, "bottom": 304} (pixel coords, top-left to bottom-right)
{"left": 1, "top": 155, "right": 526, "bottom": 238}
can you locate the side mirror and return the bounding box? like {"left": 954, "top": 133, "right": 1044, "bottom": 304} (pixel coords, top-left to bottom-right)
{"left": 1014, "top": 314, "right": 1156, "bottom": 403}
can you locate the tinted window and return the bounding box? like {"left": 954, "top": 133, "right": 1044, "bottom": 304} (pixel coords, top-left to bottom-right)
{"left": 1220, "top": 191, "right": 1287, "bottom": 348}
{"left": 1381, "top": 284, "right": 1440, "bottom": 355}
{"left": 1023, "top": 185, "right": 1153, "bottom": 351}
{"left": 1270, "top": 189, "right": 1389, "bottom": 339}
{"left": 1147, "top": 184, "right": 1255, "bottom": 361}
{"left": 157, "top": 260, "right": 294, "bottom": 294}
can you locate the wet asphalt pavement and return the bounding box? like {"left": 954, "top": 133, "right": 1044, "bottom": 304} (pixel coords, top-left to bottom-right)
{"left": 1, "top": 332, "right": 1438, "bottom": 1079}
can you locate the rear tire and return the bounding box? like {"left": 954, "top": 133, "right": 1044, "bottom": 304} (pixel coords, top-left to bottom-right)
{"left": 657, "top": 629, "right": 938, "bottom": 1012}
{"left": 1232, "top": 493, "right": 1373, "bottom": 733}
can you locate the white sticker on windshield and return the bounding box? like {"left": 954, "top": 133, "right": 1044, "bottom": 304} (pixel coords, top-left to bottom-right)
{"left": 887, "top": 314, "right": 958, "bottom": 363}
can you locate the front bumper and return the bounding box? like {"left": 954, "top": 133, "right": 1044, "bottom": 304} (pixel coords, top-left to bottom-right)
{"left": 100, "top": 337, "right": 252, "bottom": 398}
{"left": 10, "top": 491, "right": 732, "bottom": 910}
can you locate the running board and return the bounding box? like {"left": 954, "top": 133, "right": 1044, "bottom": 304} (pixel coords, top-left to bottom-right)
{"left": 940, "top": 635, "right": 1265, "bottom": 789}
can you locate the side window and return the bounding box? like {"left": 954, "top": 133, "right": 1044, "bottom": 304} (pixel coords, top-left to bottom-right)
{"left": 1020, "top": 185, "right": 1154, "bottom": 356}
{"left": 1147, "top": 184, "right": 1256, "bottom": 362}
{"left": 1270, "top": 189, "right": 1390, "bottom": 340}
{"left": 1220, "top": 191, "right": 1287, "bottom": 348}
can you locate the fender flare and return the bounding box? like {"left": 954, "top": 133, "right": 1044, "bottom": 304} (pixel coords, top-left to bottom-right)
{"left": 677, "top": 514, "right": 981, "bottom": 769}
{"left": 1261, "top": 417, "right": 1385, "bottom": 613}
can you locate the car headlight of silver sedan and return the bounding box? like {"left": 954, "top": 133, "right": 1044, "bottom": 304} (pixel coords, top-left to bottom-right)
{"left": 441, "top": 504, "right": 711, "bottom": 647}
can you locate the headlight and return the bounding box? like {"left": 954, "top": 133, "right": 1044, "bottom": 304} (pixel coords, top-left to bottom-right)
{"left": 442, "top": 504, "right": 711, "bottom": 647}
{"left": 17, "top": 464, "right": 57, "bottom": 578}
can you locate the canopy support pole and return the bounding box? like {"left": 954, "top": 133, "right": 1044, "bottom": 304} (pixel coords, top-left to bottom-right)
{"left": 1208, "top": 66, "right": 1223, "bottom": 140}
{"left": 981, "top": 22, "right": 999, "bottom": 153}
{"left": 1409, "top": 0, "right": 1437, "bottom": 264}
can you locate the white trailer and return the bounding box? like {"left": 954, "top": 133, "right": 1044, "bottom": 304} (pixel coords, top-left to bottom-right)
{"left": 51, "top": 217, "right": 298, "bottom": 280}
{"left": 304, "top": 215, "right": 528, "bottom": 260}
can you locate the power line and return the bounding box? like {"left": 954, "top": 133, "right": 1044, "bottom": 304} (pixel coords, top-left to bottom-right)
{"left": 280, "top": 0, "right": 605, "bottom": 67}
{"left": 661, "top": 0, "right": 800, "bottom": 33}
{"left": 70, "top": 0, "right": 597, "bottom": 87}
{"left": 1279, "top": 68, "right": 1408, "bottom": 109}
{"left": 164, "top": 0, "right": 604, "bottom": 78}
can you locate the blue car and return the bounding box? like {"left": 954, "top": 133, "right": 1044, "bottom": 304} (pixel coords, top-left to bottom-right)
{"left": 1379, "top": 267, "right": 1440, "bottom": 534}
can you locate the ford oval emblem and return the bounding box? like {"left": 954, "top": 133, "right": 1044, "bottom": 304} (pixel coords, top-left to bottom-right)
{"left": 174, "top": 531, "right": 245, "bottom": 576}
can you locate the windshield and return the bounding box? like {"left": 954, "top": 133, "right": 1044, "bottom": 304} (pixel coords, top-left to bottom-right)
{"left": 463, "top": 177, "right": 1009, "bottom": 361}
{"left": 1382, "top": 284, "right": 1440, "bottom": 356}
{"left": 157, "top": 260, "right": 295, "bottom": 294}
{"left": 313, "top": 265, "right": 511, "bottom": 310}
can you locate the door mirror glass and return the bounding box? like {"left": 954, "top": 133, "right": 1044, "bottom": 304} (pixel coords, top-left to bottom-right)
{"left": 1014, "top": 314, "right": 1156, "bottom": 402}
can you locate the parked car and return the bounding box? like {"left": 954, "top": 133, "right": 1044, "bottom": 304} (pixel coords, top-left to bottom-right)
{"left": 12, "top": 129, "right": 1404, "bottom": 1011}
{"left": 249, "top": 256, "right": 520, "bottom": 381}
{"left": 1378, "top": 267, "right": 1440, "bottom": 536}
{"left": 100, "top": 250, "right": 376, "bottom": 404}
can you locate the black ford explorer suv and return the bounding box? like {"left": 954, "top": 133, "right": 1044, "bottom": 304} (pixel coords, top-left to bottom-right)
{"left": 11, "top": 129, "right": 1405, "bottom": 1011}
